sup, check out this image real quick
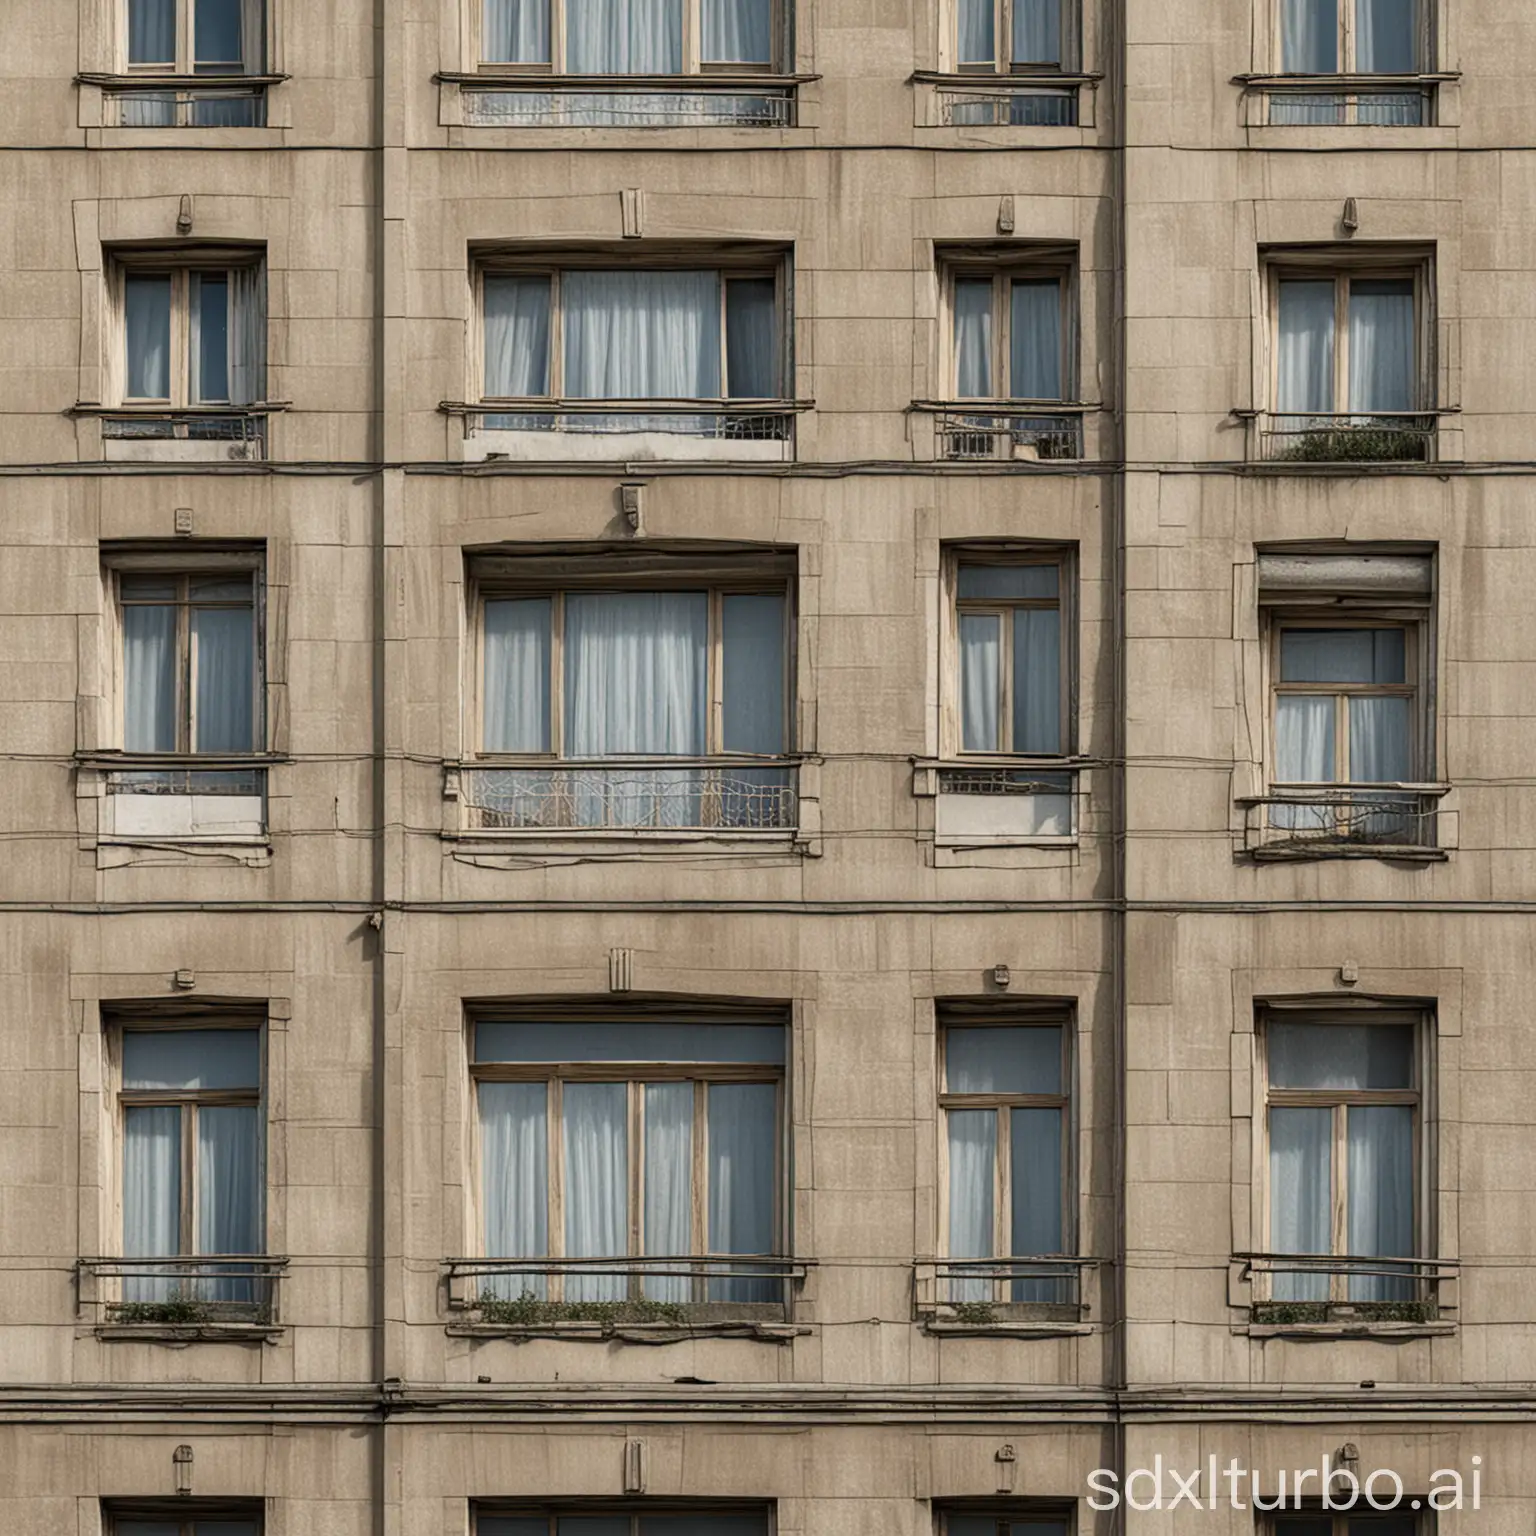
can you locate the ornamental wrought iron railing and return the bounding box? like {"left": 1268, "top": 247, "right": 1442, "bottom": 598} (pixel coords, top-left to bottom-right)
{"left": 1239, "top": 1252, "right": 1455, "bottom": 1322}
{"left": 937, "top": 407, "right": 1084, "bottom": 461}
{"left": 1245, "top": 786, "right": 1446, "bottom": 855}
{"left": 77, "top": 1255, "right": 286, "bottom": 1326}
{"left": 101, "top": 408, "right": 268, "bottom": 453}
{"left": 472, "top": 402, "right": 795, "bottom": 441}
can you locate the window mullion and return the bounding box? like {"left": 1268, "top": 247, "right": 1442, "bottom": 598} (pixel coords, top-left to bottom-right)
{"left": 999, "top": 607, "right": 1015, "bottom": 753}
{"left": 995, "top": 275, "right": 1009, "bottom": 397}
{"left": 995, "top": 1104, "right": 1011, "bottom": 1301}
{"left": 997, "top": 0, "right": 1009, "bottom": 69}
{"left": 179, "top": 583, "right": 194, "bottom": 753}
{"left": 1335, "top": 276, "right": 1350, "bottom": 414}
{"left": 549, "top": 270, "right": 563, "bottom": 398}
{"left": 628, "top": 1082, "right": 642, "bottom": 1297}
{"left": 179, "top": 0, "right": 193, "bottom": 74}
{"left": 1332, "top": 1103, "right": 1348, "bottom": 1300}
{"left": 182, "top": 1099, "right": 197, "bottom": 1257}
{"left": 693, "top": 1078, "right": 708, "bottom": 1293}
{"left": 708, "top": 587, "right": 724, "bottom": 754}
{"left": 553, "top": 0, "right": 567, "bottom": 72}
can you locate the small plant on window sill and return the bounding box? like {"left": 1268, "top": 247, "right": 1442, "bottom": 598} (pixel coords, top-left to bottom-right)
{"left": 1250, "top": 1299, "right": 1437, "bottom": 1326}
{"left": 475, "top": 1289, "right": 691, "bottom": 1327}
{"left": 945, "top": 1301, "right": 999, "bottom": 1325}
{"left": 105, "top": 1291, "right": 272, "bottom": 1326}
{"left": 1275, "top": 427, "right": 1428, "bottom": 463}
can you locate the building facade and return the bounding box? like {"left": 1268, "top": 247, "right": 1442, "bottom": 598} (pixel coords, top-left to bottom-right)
{"left": 0, "top": 0, "right": 1529, "bottom": 1531}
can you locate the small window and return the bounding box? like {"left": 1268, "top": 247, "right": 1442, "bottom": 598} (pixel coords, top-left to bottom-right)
{"left": 479, "top": 265, "right": 785, "bottom": 404}
{"left": 939, "top": 1013, "right": 1073, "bottom": 1307}
{"left": 115, "top": 1021, "right": 266, "bottom": 1311}
{"left": 115, "top": 257, "right": 266, "bottom": 409}
{"left": 471, "top": 1013, "right": 788, "bottom": 1311}
{"left": 952, "top": 0, "right": 1072, "bottom": 71}
{"left": 117, "top": 569, "right": 261, "bottom": 754}
{"left": 478, "top": 0, "right": 781, "bottom": 72}
{"left": 1263, "top": 1012, "right": 1425, "bottom": 1310}
{"left": 950, "top": 268, "right": 1071, "bottom": 403}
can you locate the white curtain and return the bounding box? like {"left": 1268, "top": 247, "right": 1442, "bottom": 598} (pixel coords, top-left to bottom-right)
{"left": 1011, "top": 280, "right": 1063, "bottom": 400}
{"left": 1277, "top": 279, "right": 1335, "bottom": 415}
{"left": 721, "top": 593, "right": 785, "bottom": 753}
{"left": 1269, "top": 1106, "right": 1332, "bottom": 1301}
{"left": 197, "top": 1104, "right": 261, "bottom": 1300}
{"left": 483, "top": 0, "right": 551, "bottom": 62}
{"left": 484, "top": 276, "right": 551, "bottom": 398}
{"left": 565, "top": 0, "right": 684, "bottom": 72}
{"left": 484, "top": 597, "right": 551, "bottom": 752}
{"left": 1347, "top": 1105, "right": 1415, "bottom": 1300}
{"left": 960, "top": 613, "right": 1001, "bottom": 751}
{"left": 725, "top": 278, "right": 778, "bottom": 398}
{"left": 228, "top": 266, "right": 266, "bottom": 406}
{"left": 643, "top": 1081, "right": 693, "bottom": 1301}
{"left": 1010, "top": 1107, "right": 1063, "bottom": 1301}
{"left": 956, "top": 0, "right": 994, "bottom": 64}
{"left": 953, "top": 276, "right": 993, "bottom": 398}
{"left": 123, "top": 601, "right": 177, "bottom": 752}
{"left": 1274, "top": 695, "right": 1334, "bottom": 782}
{"left": 1269, "top": 1021, "right": 1413, "bottom": 1091}
{"left": 947, "top": 1108, "right": 995, "bottom": 1302}
{"left": 125, "top": 274, "right": 172, "bottom": 401}
{"left": 1013, "top": 0, "right": 1063, "bottom": 68}
{"left": 120, "top": 93, "right": 177, "bottom": 126}
{"left": 702, "top": 0, "right": 772, "bottom": 62}
{"left": 1356, "top": 0, "right": 1415, "bottom": 71}
{"left": 240, "top": 0, "right": 267, "bottom": 72}
{"left": 562, "top": 1081, "right": 627, "bottom": 1301}
{"left": 707, "top": 1082, "right": 776, "bottom": 1301}
{"left": 480, "top": 1081, "right": 548, "bottom": 1298}
{"left": 128, "top": 0, "right": 176, "bottom": 63}
{"left": 191, "top": 603, "right": 254, "bottom": 752}
{"left": 564, "top": 270, "right": 720, "bottom": 398}
{"left": 1013, "top": 607, "right": 1060, "bottom": 753}
{"left": 1348, "top": 280, "right": 1415, "bottom": 414}
{"left": 124, "top": 1105, "right": 181, "bottom": 1301}
{"left": 1281, "top": 0, "right": 1337, "bottom": 70}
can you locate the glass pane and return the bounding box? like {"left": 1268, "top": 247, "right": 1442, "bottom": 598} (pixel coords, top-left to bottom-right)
{"left": 195, "top": 0, "right": 244, "bottom": 66}
{"left": 948, "top": 1025, "right": 1062, "bottom": 1094}
{"left": 725, "top": 278, "right": 779, "bottom": 398}
{"left": 1010, "top": 1105, "right": 1064, "bottom": 1270}
{"left": 123, "top": 1027, "right": 262, "bottom": 1089}
{"left": 1269, "top": 1105, "right": 1332, "bottom": 1301}
{"left": 125, "top": 274, "right": 172, "bottom": 399}
{"left": 127, "top": 0, "right": 176, "bottom": 63}
{"left": 1010, "top": 279, "right": 1063, "bottom": 400}
{"left": 562, "top": 1082, "right": 628, "bottom": 1300}
{"left": 1355, "top": 0, "right": 1416, "bottom": 71}
{"left": 483, "top": 0, "right": 553, "bottom": 63}
{"left": 1280, "top": 628, "right": 1405, "bottom": 684}
{"left": 643, "top": 1081, "right": 693, "bottom": 1300}
{"left": 483, "top": 275, "right": 552, "bottom": 397}
{"left": 190, "top": 575, "right": 253, "bottom": 601}
{"left": 123, "top": 602, "right": 177, "bottom": 752}
{"left": 479, "top": 1081, "right": 549, "bottom": 1293}
{"left": 196, "top": 1103, "right": 262, "bottom": 1264}
{"left": 1280, "top": 0, "right": 1338, "bottom": 70}
{"left": 116, "top": 1525, "right": 182, "bottom": 1536}
{"left": 1275, "top": 695, "right": 1335, "bottom": 783}
{"left": 701, "top": 0, "right": 772, "bottom": 61}
{"left": 708, "top": 1081, "right": 777, "bottom": 1300}
{"left": 1013, "top": 0, "right": 1062, "bottom": 62}
{"left": 196, "top": 1525, "right": 261, "bottom": 1536}
{"left": 1276, "top": 279, "right": 1336, "bottom": 415}
{"left": 1347, "top": 1104, "right": 1415, "bottom": 1299}
{"left": 479, "top": 1522, "right": 549, "bottom": 1536}
{"left": 957, "top": 0, "right": 995, "bottom": 63}
{"left": 1013, "top": 607, "right": 1061, "bottom": 754}
{"left": 959, "top": 612, "right": 1001, "bottom": 751}
{"left": 958, "top": 564, "right": 1058, "bottom": 600}
{"left": 560, "top": 1521, "right": 629, "bottom": 1536}
{"left": 563, "top": 270, "right": 719, "bottom": 397}
{"left": 953, "top": 276, "right": 994, "bottom": 397}
{"left": 565, "top": 0, "right": 684, "bottom": 71}
{"left": 193, "top": 274, "right": 230, "bottom": 402}
{"left": 483, "top": 598, "right": 552, "bottom": 753}
{"left": 722, "top": 593, "right": 786, "bottom": 753}
{"left": 947, "top": 1108, "right": 996, "bottom": 1300}
{"left": 123, "top": 1105, "right": 182, "bottom": 1295}
{"left": 1268, "top": 1022, "right": 1414, "bottom": 1089}
{"left": 1350, "top": 695, "right": 1412, "bottom": 782}
{"left": 1348, "top": 278, "right": 1416, "bottom": 414}
{"left": 1273, "top": 1522, "right": 1335, "bottom": 1536}
{"left": 476, "top": 1020, "right": 785, "bottom": 1063}
{"left": 644, "top": 1520, "right": 768, "bottom": 1536}
{"left": 192, "top": 604, "right": 255, "bottom": 752}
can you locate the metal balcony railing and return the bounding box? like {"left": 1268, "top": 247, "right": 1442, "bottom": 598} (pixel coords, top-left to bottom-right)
{"left": 471, "top": 402, "right": 795, "bottom": 439}
{"left": 101, "top": 408, "right": 268, "bottom": 454}
{"left": 1258, "top": 411, "right": 1436, "bottom": 462}
{"left": 1239, "top": 1253, "right": 1455, "bottom": 1324}
{"left": 1244, "top": 785, "right": 1447, "bottom": 856}
{"left": 77, "top": 1255, "right": 286, "bottom": 1327}
{"left": 462, "top": 759, "right": 798, "bottom": 832}
{"left": 914, "top": 1257, "right": 1094, "bottom": 1319}
{"left": 463, "top": 84, "right": 794, "bottom": 127}
{"left": 936, "top": 407, "right": 1085, "bottom": 461}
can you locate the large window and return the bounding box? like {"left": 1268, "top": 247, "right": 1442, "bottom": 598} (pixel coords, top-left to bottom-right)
{"left": 953, "top": 0, "right": 1069, "bottom": 71}
{"left": 1264, "top": 1014, "right": 1421, "bottom": 1305}
{"left": 119, "top": 0, "right": 268, "bottom": 125}
{"left": 480, "top": 0, "right": 780, "bottom": 71}
{"left": 480, "top": 265, "right": 783, "bottom": 404}
{"left": 951, "top": 268, "right": 1071, "bottom": 403}
{"left": 940, "top": 1013, "right": 1072, "bottom": 1305}
{"left": 116, "top": 1021, "right": 265, "bottom": 1307}
{"left": 1279, "top": 0, "right": 1420, "bottom": 74}
{"left": 471, "top": 1014, "right": 786, "bottom": 1308}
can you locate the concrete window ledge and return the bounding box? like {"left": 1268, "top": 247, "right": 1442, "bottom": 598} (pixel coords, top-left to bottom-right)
{"left": 92, "top": 1323, "right": 284, "bottom": 1346}
{"left": 446, "top": 1320, "right": 809, "bottom": 1344}
{"left": 1244, "top": 1321, "right": 1455, "bottom": 1341}
{"left": 921, "top": 1320, "right": 1094, "bottom": 1338}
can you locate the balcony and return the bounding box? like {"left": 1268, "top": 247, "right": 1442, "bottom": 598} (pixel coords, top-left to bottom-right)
{"left": 913, "top": 1257, "right": 1097, "bottom": 1330}
{"left": 87, "top": 406, "right": 271, "bottom": 461}
{"left": 89, "top": 760, "right": 268, "bottom": 842}
{"left": 458, "top": 759, "right": 799, "bottom": 834}
{"left": 933, "top": 405, "right": 1085, "bottom": 462}
{"left": 1238, "top": 1253, "right": 1456, "bottom": 1333}
{"left": 77, "top": 1255, "right": 287, "bottom": 1338}
{"left": 914, "top": 761, "right": 1080, "bottom": 847}
{"left": 459, "top": 80, "right": 796, "bottom": 127}
{"left": 456, "top": 401, "right": 800, "bottom": 462}
{"left": 444, "top": 1255, "right": 807, "bottom": 1335}
{"left": 1256, "top": 411, "right": 1437, "bottom": 463}
{"left": 1241, "top": 785, "right": 1450, "bottom": 860}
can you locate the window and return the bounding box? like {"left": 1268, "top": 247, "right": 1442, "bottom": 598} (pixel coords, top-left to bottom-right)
{"left": 1278, "top": 0, "right": 1420, "bottom": 74}
{"left": 479, "top": 1512, "right": 768, "bottom": 1536}
{"left": 116, "top": 1021, "right": 266, "bottom": 1309}
{"left": 111, "top": 1513, "right": 261, "bottom": 1536}
{"left": 480, "top": 265, "right": 783, "bottom": 404}
{"left": 471, "top": 1013, "right": 786, "bottom": 1309}
{"left": 116, "top": 258, "right": 266, "bottom": 411}
{"left": 1266, "top": 259, "right": 1431, "bottom": 460}
{"left": 119, "top": 0, "right": 268, "bottom": 125}
{"left": 943, "top": 1514, "right": 1068, "bottom": 1536}
{"left": 1264, "top": 1014, "right": 1422, "bottom": 1307}
{"left": 1270, "top": 1516, "right": 1423, "bottom": 1536}
{"left": 467, "top": 559, "right": 794, "bottom": 830}
{"left": 940, "top": 1013, "right": 1072, "bottom": 1306}
{"left": 953, "top": 0, "right": 1071, "bottom": 72}
{"left": 479, "top": 0, "right": 780, "bottom": 72}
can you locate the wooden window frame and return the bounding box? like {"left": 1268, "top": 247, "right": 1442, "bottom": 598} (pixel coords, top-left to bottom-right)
{"left": 473, "top": 259, "right": 788, "bottom": 407}
{"left": 949, "top": 0, "right": 1078, "bottom": 73}
{"left": 468, "top": 1020, "right": 786, "bottom": 1299}
{"left": 122, "top": 0, "right": 265, "bottom": 75}
{"left": 943, "top": 546, "right": 1074, "bottom": 760}
{"left": 112, "top": 564, "right": 265, "bottom": 755}
{"left": 471, "top": 576, "right": 794, "bottom": 760}
{"left": 935, "top": 1014, "right": 1074, "bottom": 1270}
{"left": 1265, "top": 260, "right": 1433, "bottom": 416}
{"left": 1271, "top": 0, "right": 1428, "bottom": 75}
{"left": 470, "top": 0, "right": 786, "bottom": 74}
{"left": 1257, "top": 1008, "right": 1426, "bottom": 1301}
{"left": 943, "top": 259, "right": 1077, "bottom": 404}
{"left": 113, "top": 1018, "right": 265, "bottom": 1261}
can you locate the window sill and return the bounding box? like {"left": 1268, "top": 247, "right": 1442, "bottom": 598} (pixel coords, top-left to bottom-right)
{"left": 446, "top": 1319, "right": 808, "bottom": 1343}
{"left": 1244, "top": 1320, "right": 1454, "bottom": 1341}
{"left": 93, "top": 1322, "right": 284, "bottom": 1345}
{"left": 1233, "top": 70, "right": 1458, "bottom": 87}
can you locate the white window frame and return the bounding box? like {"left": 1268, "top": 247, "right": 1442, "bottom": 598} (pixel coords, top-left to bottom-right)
{"left": 120, "top": 0, "right": 267, "bottom": 75}
{"left": 943, "top": 258, "right": 1077, "bottom": 403}
{"left": 945, "top": 0, "right": 1078, "bottom": 72}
